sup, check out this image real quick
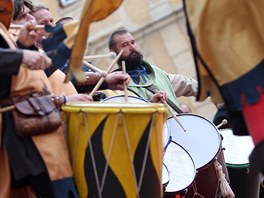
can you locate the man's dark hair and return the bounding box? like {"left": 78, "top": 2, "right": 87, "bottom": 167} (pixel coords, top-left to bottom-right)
{"left": 13, "top": 0, "right": 33, "bottom": 20}
{"left": 108, "top": 29, "right": 128, "bottom": 50}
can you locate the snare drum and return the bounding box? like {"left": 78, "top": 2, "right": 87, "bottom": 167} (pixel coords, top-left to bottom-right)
{"left": 163, "top": 141, "right": 196, "bottom": 198}
{"left": 166, "top": 114, "right": 229, "bottom": 197}
{"left": 220, "top": 128, "right": 261, "bottom": 198}
{"left": 62, "top": 102, "right": 167, "bottom": 198}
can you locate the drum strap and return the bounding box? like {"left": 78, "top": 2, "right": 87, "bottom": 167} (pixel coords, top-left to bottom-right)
{"left": 145, "top": 85, "right": 183, "bottom": 114}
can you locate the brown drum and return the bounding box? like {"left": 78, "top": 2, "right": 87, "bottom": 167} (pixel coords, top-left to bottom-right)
{"left": 165, "top": 114, "right": 230, "bottom": 197}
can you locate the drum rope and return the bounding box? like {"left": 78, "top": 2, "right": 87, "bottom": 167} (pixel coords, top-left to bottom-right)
{"left": 154, "top": 113, "right": 164, "bottom": 197}
{"left": 137, "top": 113, "right": 155, "bottom": 195}
{"left": 100, "top": 113, "right": 121, "bottom": 193}
{"left": 72, "top": 119, "right": 82, "bottom": 170}
{"left": 119, "top": 113, "right": 140, "bottom": 197}
{"left": 83, "top": 112, "right": 103, "bottom": 198}
{"left": 191, "top": 181, "right": 204, "bottom": 198}
{"left": 214, "top": 161, "right": 235, "bottom": 198}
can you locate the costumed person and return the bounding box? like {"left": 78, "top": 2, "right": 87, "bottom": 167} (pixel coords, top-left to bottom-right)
{"left": 183, "top": 0, "right": 264, "bottom": 175}
{"left": 30, "top": 3, "right": 130, "bottom": 97}
{"left": 12, "top": 0, "right": 95, "bottom": 100}
{"left": 0, "top": 1, "right": 52, "bottom": 197}
{"left": 108, "top": 29, "right": 198, "bottom": 113}
{"left": 0, "top": 0, "right": 93, "bottom": 197}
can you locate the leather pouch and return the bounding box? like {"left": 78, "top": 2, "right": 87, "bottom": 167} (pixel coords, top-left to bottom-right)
{"left": 12, "top": 93, "right": 61, "bottom": 136}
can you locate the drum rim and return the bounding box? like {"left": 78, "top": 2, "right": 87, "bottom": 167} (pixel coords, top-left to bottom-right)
{"left": 162, "top": 163, "right": 170, "bottom": 186}
{"left": 163, "top": 140, "right": 196, "bottom": 193}
{"left": 226, "top": 163, "right": 249, "bottom": 169}
{"left": 62, "top": 102, "right": 167, "bottom": 113}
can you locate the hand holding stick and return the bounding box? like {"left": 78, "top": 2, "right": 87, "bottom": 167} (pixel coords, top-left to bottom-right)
{"left": 89, "top": 50, "right": 123, "bottom": 97}
{"left": 82, "top": 60, "right": 107, "bottom": 77}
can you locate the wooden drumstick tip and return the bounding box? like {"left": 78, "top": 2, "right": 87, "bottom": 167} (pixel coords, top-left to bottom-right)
{"left": 216, "top": 119, "right": 228, "bottom": 129}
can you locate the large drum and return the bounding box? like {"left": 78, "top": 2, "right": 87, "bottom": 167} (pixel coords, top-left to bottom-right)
{"left": 220, "top": 128, "right": 261, "bottom": 198}
{"left": 165, "top": 114, "right": 229, "bottom": 197}
{"left": 62, "top": 102, "right": 167, "bottom": 198}
{"left": 162, "top": 141, "right": 196, "bottom": 198}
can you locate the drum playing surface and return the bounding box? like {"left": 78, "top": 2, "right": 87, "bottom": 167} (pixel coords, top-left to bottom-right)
{"left": 219, "top": 128, "right": 254, "bottom": 167}
{"left": 163, "top": 141, "right": 196, "bottom": 193}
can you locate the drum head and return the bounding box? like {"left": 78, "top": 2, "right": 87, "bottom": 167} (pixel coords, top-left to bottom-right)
{"left": 166, "top": 114, "right": 221, "bottom": 169}
{"left": 219, "top": 128, "right": 254, "bottom": 168}
{"left": 102, "top": 95, "right": 148, "bottom": 103}
{"left": 163, "top": 141, "right": 196, "bottom": 193}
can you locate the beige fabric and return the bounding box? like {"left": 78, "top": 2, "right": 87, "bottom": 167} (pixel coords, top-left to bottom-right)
{"left": 1, "top": 23, "right": 74, "bottom": 182}
{"left": 11, "top": 67, "right": 52, "bottom": 96}
{"left": 48, "top": 69, "right": 77, "bottom": 96}
{"left": 167, "top": 73, "right": 198, "bottom": 97}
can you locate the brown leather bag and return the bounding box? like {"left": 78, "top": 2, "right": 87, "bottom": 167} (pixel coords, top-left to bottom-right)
{"left": 11, "top": 93, "right": 62, "bottom": 136}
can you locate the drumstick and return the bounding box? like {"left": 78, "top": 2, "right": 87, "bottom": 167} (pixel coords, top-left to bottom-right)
{"left": 89, "top": 50, "right": 123, "bottom": 97}
{"left": 121, "top": 61, "right": 128, "bottom": 102}
{"left": 216, "top": 119, "right": 228, "bottom": 129}
{"left": 10, "top": 24, "right": 45, "bottom": 30}
{"left": 83, "top": 52, "right": 116, "bottom": 60}
{"left": 82, "top": 60, "right": 107, "bottom": 77}
{"left": 162, "top": 100, "right": 186, "bottom": 132}
{"left": 0, "top": 105, "right": 15, "bottom": 113}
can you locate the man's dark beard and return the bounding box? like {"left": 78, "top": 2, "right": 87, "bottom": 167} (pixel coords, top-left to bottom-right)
{"left": 117, "top": 51, "right": 143, "bottom": 71}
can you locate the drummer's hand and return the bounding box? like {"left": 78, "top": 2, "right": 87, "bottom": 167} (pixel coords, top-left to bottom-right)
{"left": 105, "top": 71, "right": 130, "bottom": 90}
{"left": 151, "top": 90, "right": 168, "bottom": 103}
{"left": 18, "top": 20, "right": 41, "bottom": 47}
{"left": 66, "top": 94, "right": 93, "bottom": 102}
{"left": 22, "top": 50, "right": 52, "bottom": 70}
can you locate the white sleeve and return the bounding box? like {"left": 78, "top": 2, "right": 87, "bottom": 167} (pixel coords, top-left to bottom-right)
{"left": 167, "top": 73, "right": 198, "bottom": 97}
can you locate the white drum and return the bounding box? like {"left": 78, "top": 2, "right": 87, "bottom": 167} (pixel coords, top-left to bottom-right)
{"left": 166, "top": 114, "right": 221, "bottom": 169}
{"left": 163, "top": 141, "right": 196, "bottom": 197}
{"left": 219, "top": 129, "right": 260, "bottom": 198}
{"left": 220, "top": 128, "right": 254, "bottom": 167}
{"left": 165, "top": 114, "right": 230, "bottom": 197}
{"left": 102, "top": 95, "right": 148, "bottom": 103}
